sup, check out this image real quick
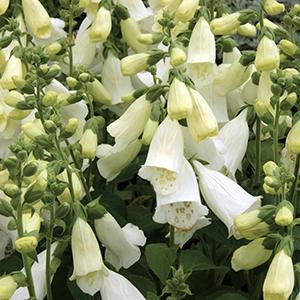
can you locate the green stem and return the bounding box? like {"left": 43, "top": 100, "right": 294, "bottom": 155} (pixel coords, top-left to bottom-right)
{"left": 255, "top": 117, "right": 262, "bottom": 186}
{"left": 273, "top": 101, "right": 280, "bottom": 164}
{"left": 46, "top": 206, "right": 54, "bottom": 300}
{"left": 210, "top": 0, "right": 215, "bottom": 20}
{"left": 290, "top": 154, "right": 300, "bottom": 208}
{"left": 169, "top": 225, "right": 175, "bottom": 247}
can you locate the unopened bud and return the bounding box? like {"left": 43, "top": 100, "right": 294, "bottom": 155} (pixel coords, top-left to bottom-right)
{"left": 170, "top": 47, "right": 187, "bottom": 67}
{"left": 15, "top": 236, "right": 38, "bottom": 253}
{"left": 278, "top": 39, "right": 297, "bottom": 57}
{"left": 45, "top": 42, "right": 63, "bottom": 55}
{"left": 42, "top": 91, "right": 58, "bottom": 106}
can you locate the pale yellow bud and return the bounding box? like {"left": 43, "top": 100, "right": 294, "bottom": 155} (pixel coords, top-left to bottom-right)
{"left": 15, "top": 236, "right": 38, "bottom": 253}
{"left": 187, "top": 88, "right": 218, "bottom": 142}
{"left": 234, "top": 209, "right": 270, "bottom": 240}
{"left": 256, "top": 18, "right": 279, "bottom": 30}
{"left": 278, "top": 39, "right": 298, "bottom": 57}
{"left": 120, "top": 18, "right": 147, "bottom": 53}
{"left": 137, "top": 33, "right": 163, "bottom": 45}
{"left": 22, "top": 121, "right": 45, "bottom": 140}
{"left": 121, "top": 53, "right": 149, "bottom": 76}
{"left": 286, "top": 120, "right": 300, "bottom": 154}
{"left": 8, "top": 109, "right": 31, "bottom": 120}
{"left": 264, "top": 0, "right": 285, "bottom": 16}
{"left": 0, "top": 169, "right": 9, "bottom": 189}
{"left": 89, "top": 7, "right": 112, "bottom": 42}
{"left": 210, "top": 13, "right": 241, "bottom": 36}
{"left": 175, "top": 0, "right": 198, "bottom": 22}
{"left": 42, "top": 91, "right": 58, "bottom": 106}
{"left": 275, "top": 206, "right": 294, "bottom": 226}
{"left": 22, "top": 212, "right": 41, "bottom": 233}
{"left": 263, "top": 250, "right": 294, "bottom": 300}
{"left": 263, "top": 161, "right": 278, "bottom": 176}
{"left": 0, "top": 0, "right": 9, "bottom": 15}
{"left": 79, "top": 129, "right": 98, "bottom": 159}
{"left": 0, "top": 276, "right": 18, "bottom": 299}
{"left": 231, "top": 238, "right": 272, "bottom": 271}
{"left": 263, "top": 183, "right": 277, "bottom": 195}
{"left": 87, "top": 79, "right": 112, "bottom": 106}
{"left": 170, "top": 47, "right": 187, "bottom": 67}
{"left": 4, "top": 90, "right": 24, "bottom": 107}
{"left": 0, "top": 55, "right": 24, "bottom": 90}
{"left": 142, "top": 118, "right": 159, "bottom": 145}
{"left": 237, "top": 23, "right": 257, "bottom": 37}
{"left": 167, "top": 78, "right": 193, "bottom": 120}
{"left": 22, "top": 0, "right": 51, "bottom": 39}
{"left": 45, "top": 42, "right": 63, "bottom": 56}
{"left": 255, "top": 36, "right": 280, "bottom": 72}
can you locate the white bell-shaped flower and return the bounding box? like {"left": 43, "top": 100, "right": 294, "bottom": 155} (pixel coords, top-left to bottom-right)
{"left": 187, "top": 17, "right": 216, "bottom": 65}
{"left": 193, "top": 160, "right": 261, "bottom": 236}
{"left": 97, "top": 139, "right": 142, "bottom": 181}
{"left": 174, "top": 217, "right": 211, "bottom": 248}
{"left": 70, "top": 217, "right": 105, "bottom": 296}
{"left": 216, "top": 109, "right": 249, "bottom": 177}
{"left": 100, "top": 267, "right": 146, "bottom": 300}
{"left": 95, "top": 212, "right": 146, "bottom": 270}
{"left": 102, "top": 52, "right": 134, "bottom": 105}
{"left": 138, "top": 116, "right": 184, "bottom": 195}
{"left": 153, "top": 158, "right": 209, "bottom": 231}
{"left": 107, "top": 95, "right": 151, "bottom": 149}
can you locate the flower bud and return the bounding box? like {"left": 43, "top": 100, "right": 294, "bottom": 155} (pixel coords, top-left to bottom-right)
{"left": 0, "top": 276, "right": 18, "bottom": 299}
{"left": 87, "top": 79, "right": 112, "bottom": 106}
{"left": 15, "top": 236, "right": 38, "bottom": 253}
{"left": 278, "top": 39, "right": 297, "bottom": 57}
{"left": 234, "top": 207, "right": 275, "bottom": 240}
{"left": 275, "top": 201, "right": 294, "bottom": 226}
{"left": 187, "top": 88, "right": 218, "bottom": 142}
{"left": 121, "top": 53, "right": 149, "bottom": 76}
{"left": 4, "top": 90, "right": 24, "bottom": 107}
{"left": 167, "top": 77, "right": 193, "bottom": 120}
{"left": 286, "top": 120, "right": 300, "bottom": 154}
{"left": 23, "top": 212, "right": 41, "bottom": 233}
{"left": 255, "top": 36, "right": 280, "bottom": 72}
{"left": 231, "top": 238, "right": 272, "bottom": 271}
{"left": 79, "top": 129, "right": 98, "bottom": 159}
{"left": 22, "top": 121, "right": 45, "bottom": 140}
{"left": 44, "top": 42, "right": 63, "bottom": 56}
{"left": 175, "top": 0, "right": 198, "bottom": 22}
{"left": 12, "top": 76, "right": 34, "bottom": 94}
{"left": 137, "top": 33, "right": 163, "bottom": 45}
{"left": 210, "top": 13, "right": 241, "bottom": 36}
{"left": 44, "top": 120, "right": 57, "bottom": 133}
{"left": 89, "top": 7, "right": 112, "bottom": 42}
{"left": 120, "top": 18, "right": 147, "bottom": 53}
{"left": 0, "top": 55, "right": 24, "bottom": 90}
{"left": 263, "top": 183, "right": 277, "bottom": 195}
{"left": 170, "top": 47, "right": 187, "bottom": 67}
{"left": 263, "top": 250, "right": 294, "bottom": 300}
{"left": 237, "top": 23, "right": 257, "bottom": 37}
{"left": 23, "top": 161, "right": 39, "bottom": 177}
{"left": 8, "top": 109, "right": 31, "bottom": 120}
{"left": 61, "top": 118, "right": 79, "bottom": 138}
{"left": 42, "top": 91, "right": 58, "bottom": 106}
{"left": 142, "top": 118, "right": 159, "bottom": 145}
{"left": 263, "top": 161, "right": 278, "bottom": 176}
{"left": 254, "top": 99, "right": 274, "bottom": 124}
{"left": 22, "top": 0, "right": 51, "bottom": 39}
{"left": 3, "top": 183, "right": 20, "bottom": 198}
{"left": 0, "top": 0, "right": 9, "bottom": 15}
{"left": 263, "top": 0, "right": 285, "bottom": 16}
{"left": 0, "top": 169, "right": 9, "bottom": 189}
{"left": 264, "top": 176, "right": 281, "bottom": 188}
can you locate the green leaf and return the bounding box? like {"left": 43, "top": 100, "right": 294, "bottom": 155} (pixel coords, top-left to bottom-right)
{"left": 147, "top": 292, "right": 160, "bottom": 300}
{"left": 125, "top": 274, "right": 156, "bottom": 296}
{"left": 180, "top": 249, "right": 229, "bottom": 272}
{"left": 145, "top": 243, "right": 177, "bottom": 283}
{"left": 200, "top": 290, "right": 251, "bottom": 300}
